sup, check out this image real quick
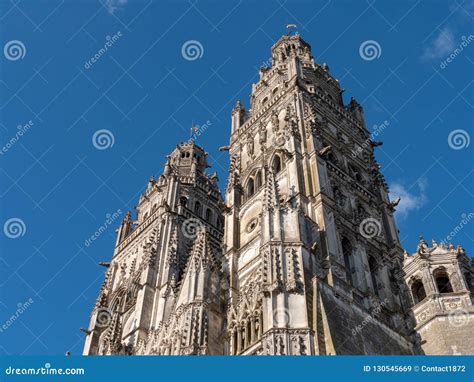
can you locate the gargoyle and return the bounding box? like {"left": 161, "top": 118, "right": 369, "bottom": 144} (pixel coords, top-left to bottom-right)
{"left": 318, "top": 145, "right": 332, "bottom": 158}
{"left": 369, "top": 140, "right": 383, "bottom": 147}
{"left": 388, "top": 197, "right": 401, "bottom": 211}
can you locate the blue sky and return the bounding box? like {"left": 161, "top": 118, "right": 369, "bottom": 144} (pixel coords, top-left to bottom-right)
{"left": 0, "top": 0, "right": 472, "bottom": 355}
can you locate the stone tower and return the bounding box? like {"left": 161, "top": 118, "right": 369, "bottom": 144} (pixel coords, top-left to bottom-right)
{"left": 403, "top": 238, "right": 473, "bottom": 354}
{"left": 84, "top": 32, "right": 472, "bottom": 356}
{"left": 83, "top": 142, "right": 226, "bottom": 355}
{"left": 222, "top": 33, "right": 416, "bottom": 355}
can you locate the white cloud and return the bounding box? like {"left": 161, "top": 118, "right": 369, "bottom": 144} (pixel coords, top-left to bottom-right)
{"left": 422, "top": 27, "right": 456, "bottom": 61}
{"left": 104, "top": 0, "right": 128, "bottom": 14}
{"left": 389, "top": 179, "right": 428, "bottom": 219}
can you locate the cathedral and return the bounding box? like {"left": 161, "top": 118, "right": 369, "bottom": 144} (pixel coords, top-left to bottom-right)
{"left": 82, "top": 33, "right": 473, "bottom": 355}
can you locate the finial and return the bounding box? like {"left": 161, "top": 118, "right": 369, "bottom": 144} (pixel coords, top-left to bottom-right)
{"left": 190, "top": 122, "right": 199, "bottom": 139}
{"left": 286, "top": 24, "right": 298, "bottom": 36}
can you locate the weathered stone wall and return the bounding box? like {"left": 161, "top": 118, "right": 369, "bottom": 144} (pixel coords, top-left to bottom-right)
{"left": 417, "top": 315, "right": 474, "bottom": 355}
{"left": 319, "top": 284, "right": 414, "bottom": 355}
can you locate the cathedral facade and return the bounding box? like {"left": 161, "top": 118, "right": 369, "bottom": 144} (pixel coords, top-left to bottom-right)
{"left": 83, "top": 34, "right": 473, "bottom": 356}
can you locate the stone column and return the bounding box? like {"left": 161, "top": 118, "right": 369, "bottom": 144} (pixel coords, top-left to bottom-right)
{"left": 237, "top": 326, "right": 242, "bottom": 353}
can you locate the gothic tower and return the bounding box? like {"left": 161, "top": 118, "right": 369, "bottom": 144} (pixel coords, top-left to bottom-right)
{"left": 84, "top": 32, "right": 472, "bottom": 356}
{"left": 403, "top": 238, "right": 473, "bottom": 354}
{"left": 83, "top": 142, "right": 226, "bottom": 355}
{"left": 222, "top": 33, "right": 417, "bottom": 355}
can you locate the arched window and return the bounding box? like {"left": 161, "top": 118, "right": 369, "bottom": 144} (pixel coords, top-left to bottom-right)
{"left": 273, "top": 155, "right": 282, "bottom": 174}
{"left": 247, "top": 178, "right": 255, "bottom": 198}
{"left": 194, "top": 201, "right": 202, "bottom": 217}
{"left": 180, "top": 196, "right": 188, "bottom": 208}
{"left": 256, "top": 171, "right": 262, "bottom": 189}
{"left": 205, "top": 208, "right": 212, "bottom": 223}
{"left": 434, "top": 270, "right": 453, "bottom": 294}
{"left": 411, "top": 279, "right": 426, "bottom": 304}
{"left": 143, "top": 212, "right": 149, "bottom": 221}
{"left": 465, "top": 272, "right": 472, "bottom": 293}
{"left": 368, "top": 256, "right": 379, "bottom": 296}
{"left": 342, "top": 238, "right": 353, "bottom": 285}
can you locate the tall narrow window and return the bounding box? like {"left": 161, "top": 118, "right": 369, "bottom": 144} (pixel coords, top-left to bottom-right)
{"left": 342, "top": 238, "right": 353, "bottom": 285}
{"left": 247, "top": 178, "right": 255, "bottom": 198}
{"left": 205, "top": 208, "right": 212, "bottom": 223}
{"left": 256, "top": 171, "right": 262, "bottom": 189}
{"left": 368, "top": 256, "right": 379, "bottom": 296}
{"left": 434, "top": 270, "right": 453, "bottom": 294}
{"left": 273, "top": 155, "right": 282, "bottom": 173}
{"left": 411, "top": 279, "right": 426, "bottom": 304}
{"left": 194, "top": 201, "right": 202, "bottom": 217}
{"left": 465, "top": 272, "right": 472, "bottom": 293}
